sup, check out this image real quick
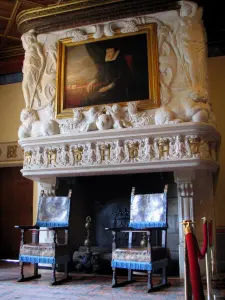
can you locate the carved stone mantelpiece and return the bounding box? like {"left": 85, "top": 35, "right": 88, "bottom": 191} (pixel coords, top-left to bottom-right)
{"left": 19, "top": 123, "right": 220, "bottom": 180}
{"left": 17, "top": 1, "right": 216, "bottom": 140}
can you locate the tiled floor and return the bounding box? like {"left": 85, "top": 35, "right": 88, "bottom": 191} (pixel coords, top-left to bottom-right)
{"left": 0, "top": 262, "right": 224, "bottom": 299}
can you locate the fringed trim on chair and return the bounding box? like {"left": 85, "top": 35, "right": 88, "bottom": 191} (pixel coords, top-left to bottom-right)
{"left": 129, "top": 221, "right": 167, "bottom": 229}
{"left": 19, "top": 255, "right": 55, "bottom": 264}
{"left": 36, "top": 221, "right": 68, "bottom": 227}
{"left": 111, "top": 260, "right": 152, "bottom": 271}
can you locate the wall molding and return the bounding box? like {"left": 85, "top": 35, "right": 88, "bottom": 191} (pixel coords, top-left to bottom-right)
{"left": 0, "top": 141, "right": 23, "bottom": 167}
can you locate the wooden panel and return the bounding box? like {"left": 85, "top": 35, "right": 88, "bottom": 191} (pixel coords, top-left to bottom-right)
{"left": 0, "top": 55, "right": 23, "bottom": 74}
{"left": 0, "top": 167, "right": 33, "bottom": 259}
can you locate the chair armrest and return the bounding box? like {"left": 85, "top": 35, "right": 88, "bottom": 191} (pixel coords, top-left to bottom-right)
{"left": 15, "top": 225, "right": 39, "bottom": 230}
{"left": 105, "top": 227, "right": 167, "bottom": 232}
{"left": 48, "top": 227, "right": 69, "bottom": 230}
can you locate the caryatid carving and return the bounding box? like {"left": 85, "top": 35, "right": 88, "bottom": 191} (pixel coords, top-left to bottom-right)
{"left": 21, "top": 29, "right": 45, "bottom": 109}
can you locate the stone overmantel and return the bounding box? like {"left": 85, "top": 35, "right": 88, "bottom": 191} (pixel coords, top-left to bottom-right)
{"left": 19, "top": 122, "right": 220, "bottom": 180}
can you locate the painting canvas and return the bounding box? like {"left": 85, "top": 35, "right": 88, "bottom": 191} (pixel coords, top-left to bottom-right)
{"left": 57, "top": 24, "right": 159, "bottom": 117}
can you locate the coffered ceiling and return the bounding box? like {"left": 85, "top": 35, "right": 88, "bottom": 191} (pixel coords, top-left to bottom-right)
{"left": 0, "top": 0, "right": 63, "bottom": 58}
{"left": 0, "top": 0, "right": 224, "bottom": 61}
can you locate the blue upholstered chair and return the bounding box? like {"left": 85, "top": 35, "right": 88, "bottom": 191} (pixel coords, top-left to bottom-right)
{"left": 106, "top": 185, "right": 170, "bottom": 292}
{"left": 15, "top": 190, "right": 72, "bottom": 285}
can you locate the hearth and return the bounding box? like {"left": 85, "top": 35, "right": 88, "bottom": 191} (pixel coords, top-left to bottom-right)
{"left": 56, "top": 172, "right": 179, "bottom": 276}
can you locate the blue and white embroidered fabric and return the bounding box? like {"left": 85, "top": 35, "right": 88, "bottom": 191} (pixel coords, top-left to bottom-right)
{"left": 36, "top": 196, "right": 70, "bottom": 227}
{"left": 129, "top": 193, "right": 167, "bottom": 229}
{"left": 111, "top": 260, "right": 152, "bottom": 271}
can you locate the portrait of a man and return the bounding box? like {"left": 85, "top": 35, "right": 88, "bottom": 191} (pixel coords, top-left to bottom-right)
{"left": 64, "top": 33, "right": 150, "bottom": 109}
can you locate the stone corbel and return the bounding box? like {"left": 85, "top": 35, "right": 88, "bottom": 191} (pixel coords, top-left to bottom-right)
{"left": 37, "top": 177, "right": 57, "bottom": 196}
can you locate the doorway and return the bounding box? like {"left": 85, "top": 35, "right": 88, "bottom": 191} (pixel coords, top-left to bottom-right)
{"left": 0, "top": 167, "right": 33, "bottom": 259}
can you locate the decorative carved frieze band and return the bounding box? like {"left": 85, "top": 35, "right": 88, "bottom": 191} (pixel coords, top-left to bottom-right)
{"left": 19, "top": 124, "right": 220, "bottom": 176}
{"left": 0, "top": 141, "right": 23, "bottom": 166}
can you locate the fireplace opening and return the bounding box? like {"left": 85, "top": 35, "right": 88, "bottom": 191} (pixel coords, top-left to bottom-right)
{"left": 56, "top": 172, "right": 179, "bottom": 276}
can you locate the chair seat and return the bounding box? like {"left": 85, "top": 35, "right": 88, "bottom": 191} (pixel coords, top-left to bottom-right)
{"left": 20, "top": 243, "right": 67, "bottom": 258}
{"left": 112, "top": 246, "right": 167, "bottom": 263}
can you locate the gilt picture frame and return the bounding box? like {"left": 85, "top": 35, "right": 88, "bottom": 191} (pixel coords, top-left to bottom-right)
{"left": 56, "top": 23, "right": 159, "bottom": 118}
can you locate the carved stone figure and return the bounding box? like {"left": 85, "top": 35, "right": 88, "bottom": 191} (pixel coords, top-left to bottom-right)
{"left": 174, "top": 136, "right": 186, "bottom": 158}
{"left": 21, "top": 29, "right": 45, "bottom": 109}
{"left": 155, "top": 88, "right": 215, "bottom": 125}
{"left": 18, "top": 108, "right": 60, "bottom": 140}
{"left": 46, "top": 43, "right": 57, "bottom": 74}
{"left": 87, "top": 143, "right": 96, "bottom": 164}
{"left": 105, "top": 104, "right": 127, "bottom": 129}
{"left": 175, "top": 1, "right": 206, "bottom": 89}
{"left": 73, "top": 108, "right": 85, "bottom": 126}
{"left": 80, "top": 107, "right": 103, "bottom": 132}
{"left": 114, "top": 140, "right": 125, "bottom": 163}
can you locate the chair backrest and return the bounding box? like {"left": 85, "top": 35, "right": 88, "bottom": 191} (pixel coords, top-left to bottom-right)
{"left": 129, "top": 185, "right": 168, "bottom": 229}
{"left": 36, "top": 190, "right": 72, "bottom": 227}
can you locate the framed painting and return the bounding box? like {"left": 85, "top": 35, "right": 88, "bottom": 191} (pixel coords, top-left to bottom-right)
{"left": 56, "top": 23, "right": 159, "bottom": 118}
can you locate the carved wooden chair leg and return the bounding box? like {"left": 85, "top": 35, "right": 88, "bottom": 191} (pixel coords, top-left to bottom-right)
{"left": 64, "top": 262, "right": 68, "bottom": 279}
{"left": 64, "top": 262, "right": 72, "bottom": 282}
{"left": 18, "top": 261, "right": 24, "bottom": 282}
{"left": 162, "top": 266, "right": 167, "bottom": 285}
{"left": 147, "top": 270, "right": 153, "bottom": 292}
{"left": 128, "top": 269, "right": 133, "bottom": 281}
{"left": 51, "top": 263, "right": 57, "bottom": 285}
{"left": 34, "top": 263, "right": 38, "bottom": 277}
{"left": 112, "top": 267, "right": 117, "bottom": 287}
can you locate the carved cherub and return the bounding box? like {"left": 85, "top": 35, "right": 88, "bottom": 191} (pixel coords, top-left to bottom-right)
{"left": 105, "top": 104, "right": 127, "bottom": 129}
{"left": 80, "top": 106, "right": 103, "bottom": 132}
{"left": 73, "top": 108, "right": 85, "bottom": 126}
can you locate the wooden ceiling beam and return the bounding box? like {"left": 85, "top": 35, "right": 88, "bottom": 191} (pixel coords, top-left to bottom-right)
{"left": 21, "top": 0, "right": 46, "bottom": 7}
{"left": 0, "top": 16, "right": 10, "bottom": 21}
{"left": 0, "top": 0, "right": 22, "bottom": 49}
{"left": 0, "top": 34, "right": 21, "bottom": 41}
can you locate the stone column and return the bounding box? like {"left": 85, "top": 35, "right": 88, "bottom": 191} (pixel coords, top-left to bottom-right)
{"left": 174, "top": 170, "right": 195, "bottom": 278}
{"left": 192, "top": 170, "right": 216, "bottom": 275}
{"left": 174, "top": 169, "right": 216, "bottom": 278}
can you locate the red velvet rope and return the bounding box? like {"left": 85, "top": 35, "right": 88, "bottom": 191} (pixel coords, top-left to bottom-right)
{"left": 194, "top": 222, "right": 208, "bottom": 260}
{"left": 208, "top": 220, "right": 213, "bottom": 247}
{"left": 185, "top": 232, "right": 205, "bottom": 300}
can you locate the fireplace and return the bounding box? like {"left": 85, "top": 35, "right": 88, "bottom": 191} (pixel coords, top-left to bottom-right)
{"left": 57, "top": 172, "right": 179, "bottom": 275}
{"left": 17, "top": 1, "right": 220, "bottom": 278}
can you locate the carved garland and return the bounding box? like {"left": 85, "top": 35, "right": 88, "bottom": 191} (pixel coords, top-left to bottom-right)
{"left": 23, "top": 135, "right": 218, "bottom": 170}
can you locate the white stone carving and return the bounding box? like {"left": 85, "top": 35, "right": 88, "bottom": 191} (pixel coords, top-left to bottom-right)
{"left": 22, "top": 133, "right": 219, "bottom": 170}
{"left": 19, "top": 2, "right": 217, "bottom": 140}
{"left": 155, "top": 88, "right": 215, "bottom": 125}
{"left": 126, "top": 101, "right": 153, "bottom": 127}
{"left": 176, "top": 1, "right": 206, "bottom": 89}
{"left": 18, "top": 108, "right": 60, "bottom": 139}
{"left": 93, "top": 25, "right": 104, "bottom": 39}
{"left": 21, "top": 29, "right": 45, "bottom": 109}
{"left": 65, "top": 29, "right": 88, "bottom": 42}
{"left": 121, "top": 20, "right": 139, "bottom": 33}
{"left": 96, "top": 114, "right": 113, "bottom": 130}
{"left": 60, "top": 102, "right": 155, "bottom": 133}
{"left": 80, "top": 106, "right": 103, "bottom": 131}
{"left": 105, "top": 104, "right": 128, "bottom": 129}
